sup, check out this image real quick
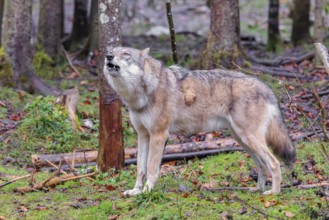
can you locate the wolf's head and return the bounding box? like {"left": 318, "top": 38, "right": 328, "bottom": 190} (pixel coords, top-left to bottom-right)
{"left": 104, "top": 47, "right": 150, "bottom": 77}
{"left": 103, "top": 47, "right": 162, "bottom": 104}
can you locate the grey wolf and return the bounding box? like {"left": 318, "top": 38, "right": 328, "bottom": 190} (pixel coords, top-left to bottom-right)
{"left": 103, "top": 47, "right": 296, "bottom": 196}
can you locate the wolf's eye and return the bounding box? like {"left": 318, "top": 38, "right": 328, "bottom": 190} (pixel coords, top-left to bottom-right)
{"left": 123, "top": 52, "right": 130, "bottom": 57}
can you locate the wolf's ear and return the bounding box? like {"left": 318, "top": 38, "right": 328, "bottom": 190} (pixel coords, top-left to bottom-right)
{"left": 140, "top": 48, "right": 150, "bottom": 57}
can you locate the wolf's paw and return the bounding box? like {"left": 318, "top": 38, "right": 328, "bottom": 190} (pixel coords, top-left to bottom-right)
{"left": 263, "top": 189, "right": 280, "bottom": 195}
{"left": 123, "top": 188, "right": 142, "bottom": 197}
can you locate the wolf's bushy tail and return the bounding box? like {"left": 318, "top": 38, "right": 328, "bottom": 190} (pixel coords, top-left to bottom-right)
{"left": 267, "top": 116, "right": 296, "bottom": 167}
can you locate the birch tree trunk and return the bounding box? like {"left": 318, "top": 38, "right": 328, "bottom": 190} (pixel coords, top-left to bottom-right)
{"left": 291, "top": 0, "right": 311, "bottom": 45}
{"left": 199, "top": 0, "right": 244, "bottom": 69}
{"left": 267, "top": 0, "right": 281, "bottom": 52}
{"left": 38, "top": 0, "right": 63, "bottom": 56}
{"left": 3, "top": 0, "right": 55, "bottom": 95}
{"left": 97, "top": 0, "right": 124, "bottom": 171}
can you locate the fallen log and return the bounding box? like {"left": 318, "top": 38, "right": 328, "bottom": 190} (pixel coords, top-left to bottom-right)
{"left": 32, "top": 138, "right": 239, "bottom": 168}
{"left": 44, "top": 146, "right": 243, "bottom": 172}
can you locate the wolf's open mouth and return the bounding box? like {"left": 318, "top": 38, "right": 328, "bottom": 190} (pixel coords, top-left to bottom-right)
{"left": 107, "top": 62, "right": 120, "bottom": 71}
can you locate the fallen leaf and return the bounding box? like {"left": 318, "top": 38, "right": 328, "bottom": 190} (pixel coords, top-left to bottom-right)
{"left": 9, "top": 115, "right": 21, "bottom": 121}
{"left": 285, "top": 211, "right": 295, "bottom": 218}
{"left": 36, "top": 205, "right": 48, "bottom": 211}
{"left": 67, "top": 71, "right": 79, "bottom": 79}
{"left": 18, "top": 205, "right": 28, "bottom": 212}
{"left": 108, "top": 214, "right": 120, "bottom": 220}
{"left": 238, "top": 206, "right": 247, "bottom": 215}
{"left": 181, "top": 192, "right": 190, "bottom": 198}
{"left": 105, "top": 185, "right": 116, "bottom": 191}
{"left": 264, "top": 201, "right": 271, "bottom": 208}
{"left": 239, "top": 160, "right": 245, "bottom": 168}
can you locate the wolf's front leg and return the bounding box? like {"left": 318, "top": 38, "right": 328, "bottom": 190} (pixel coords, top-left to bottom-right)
{"left": 143, "top": 132, "right": 168, "bottom": 192}
{"left": 123, "top": 131, "right": 150, "bottom": 196}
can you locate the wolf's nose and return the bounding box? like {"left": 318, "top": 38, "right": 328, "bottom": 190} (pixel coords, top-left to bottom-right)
{"left": 106, "top": 55, "right": 114, "bottom": 61}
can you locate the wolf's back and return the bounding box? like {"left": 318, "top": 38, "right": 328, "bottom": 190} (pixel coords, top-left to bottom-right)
{"left": 267, "top": 116, "right": 296, "bottom": 166}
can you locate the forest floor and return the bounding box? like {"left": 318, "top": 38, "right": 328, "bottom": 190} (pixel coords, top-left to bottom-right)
{"left": 0, "top": 33, "right": 329, "bottom": 219}
{"left": 1, "top": 1, "right": 329, "bottom": 218}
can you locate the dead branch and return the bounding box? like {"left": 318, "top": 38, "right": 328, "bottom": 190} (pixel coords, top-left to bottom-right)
{"left": 301, "top": 89, "right": 329, "bottom": 99}
{"left": 166, "top": 0, "right": 178, "bottom": 63}
{"left": 61, "top": 45, "right": 82, "bottom": 77}
{"left": 202, "top": 186, "right": 251, "bottom": 191}
{"left": 251, "top": 65, "right": 306, "bottom": 79}
{"left": 15, "top": 172, "right": 96, "bottom": 193}
{"left": 314, "top": 43, "right": 329, "bottom": 75}
{"left": 312, "top": 89, "right": 329, "bottom": 142}
{"left": 297, "top": 182, "right": 329, "bottom": 189}
{"left": 250, "top": 51, "right": 315, "bottom": 66}
{"left": 0, "top": 174, "right": 31, "bottom": 188}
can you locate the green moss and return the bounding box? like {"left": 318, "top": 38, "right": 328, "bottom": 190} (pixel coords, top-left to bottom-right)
{"left": 0, "top": 47, "right": 14, "bottom": 87}
{"left": 32, "top": 49, "right": 55, "bottom": 78}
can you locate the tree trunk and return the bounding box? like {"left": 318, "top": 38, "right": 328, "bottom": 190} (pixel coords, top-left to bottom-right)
{"left": 314, "top": 0, "right": 324, "bottom": 66}
{"left": 291, "top": 0, "right": 311, "bottom": 45}
{"left": 3, "top": 0, "right": 55, "bottom": 96}
{"left": 200, "top": 0, "right": 244, "bottom": 69}
{"left": 267, "top": 0, "right": 281, "bottom": 52}
{"left": 88, "top": 0, "right": 99, "bottom": 55}
{"left": 38, "top": 0, "right": 63, "bottom": 56}
{"left": 0, "top": 0, "right": 4, "bottom": 46}
{"left": 70, "top": 0, "right": 89, "bottom": 47}
{"left": 314, "top": 0, "right": 324, "bottom": 43}
{"left": 97, "top": 0, "right": 124, "bottom": 171}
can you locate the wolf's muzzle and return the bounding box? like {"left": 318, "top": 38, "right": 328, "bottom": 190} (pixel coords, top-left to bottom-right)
{"left": 105, "top": 56, "right": 120, "bottom": 72}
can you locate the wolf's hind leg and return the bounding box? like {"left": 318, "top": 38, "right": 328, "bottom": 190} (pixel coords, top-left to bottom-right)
{"left": 230, "top": 130, "right": 267, "bottom": 192}
{"left": 245, "top": 136, "right": 282, "bottom": 195}
{"left": 124, "top": 131, "right": 150, "bottom": 196}
{"left": 143, "top": 132, "right": 168, "bottom": 192}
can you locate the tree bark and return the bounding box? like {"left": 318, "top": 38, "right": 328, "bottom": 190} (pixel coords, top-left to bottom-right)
{"left": 267, "top": 0, "right": 281, "bottom": 52}
{"left": 314, "top": 0, "right": 324, "bottom": 43}
{"left": 0, "top": 0, "right": 4, "bottom": 46}
{"left": 200, "top": 0, "right": 244, "bottom": 69}
{"left": 70, "top": 0, "right": 89, "bottom": 47}
{"left": 291, "top": 0, "right": 311, "bottom": 45}
{"left": 38, "top": 0, "right": 63, "bottom": 56}
{"left": 3, "top": 0, "right": 55, "bottom": 96}
{"left": 97, "top": 0, "right": 124, "bottom": 171}
{"left": 88, "top": 0, "right": 99, "bottom": 55}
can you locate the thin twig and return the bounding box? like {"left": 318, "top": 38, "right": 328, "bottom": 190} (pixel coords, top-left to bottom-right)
{"left": 233, "top": 195, "right": 282, "bottom": 220}
{"left": 0, "top": 174, "right": 31, "bottom": 188}
{"left": 45, "top": 159, "right": 67, "bottom": 175}
{"left": 166, "top": 0, "right": 178, "bottom": 63}
{"left": 61, "top": 45, "right": 82, "bottom": 77}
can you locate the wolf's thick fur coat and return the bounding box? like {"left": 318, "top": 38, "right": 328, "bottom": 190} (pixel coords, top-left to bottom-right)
{"left": 103, "top": 47, "right": 296, "bottom": 196}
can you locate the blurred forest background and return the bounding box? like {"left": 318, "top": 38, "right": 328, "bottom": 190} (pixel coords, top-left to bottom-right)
{"left": 0, "top": 0, "right": 329, "bottom": 219}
